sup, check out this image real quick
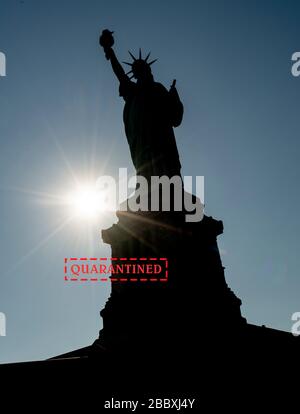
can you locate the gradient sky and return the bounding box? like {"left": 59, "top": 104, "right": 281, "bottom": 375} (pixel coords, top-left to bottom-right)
{"left": 1, "top": 0, "right": 300, "bottom": 363}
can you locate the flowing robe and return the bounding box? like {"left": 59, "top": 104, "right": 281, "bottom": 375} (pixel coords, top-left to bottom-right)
{"left": 119, "top": 78, "right": 183, "bottom": 181}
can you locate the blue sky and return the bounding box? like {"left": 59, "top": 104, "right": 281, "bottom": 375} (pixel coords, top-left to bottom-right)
{"left": 1, "top": 0, "right": 300, "bottom": 363}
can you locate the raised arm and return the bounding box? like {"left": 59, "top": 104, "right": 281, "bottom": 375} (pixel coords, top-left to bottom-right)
{"left": 106, "top": 48, "right": 127, "bottom": 82}
{"left": 99, "top": 29, "right": 127, "bottom": 83}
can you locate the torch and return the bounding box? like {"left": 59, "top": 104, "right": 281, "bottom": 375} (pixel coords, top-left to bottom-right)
{"left": 99, "top": 29, "right": 114, "bottom": 60}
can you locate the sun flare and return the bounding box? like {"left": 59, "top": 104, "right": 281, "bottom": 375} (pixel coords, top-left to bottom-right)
{"left": 67, "top": 185, "right": 106, "bottom": 219}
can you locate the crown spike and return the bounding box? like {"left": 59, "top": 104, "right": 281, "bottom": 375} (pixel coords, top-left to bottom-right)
{"left": 128, "top": 51, "right": 137, "bottom": 61}
{"left": 145, "top": 52, "right": 151, "bottom": 62}
{"left": 139, "top": 48, "right": 142, "bottom": 59}
{"left": 148, "top": 59, "right": 158, "bottom": 65}
{"left": 123, "top": 61, "right": 133, "bottom": 66}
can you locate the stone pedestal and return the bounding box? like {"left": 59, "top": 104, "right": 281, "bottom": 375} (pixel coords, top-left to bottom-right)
{"left": 95, "top": 210, "right": 246, "bottom": 353}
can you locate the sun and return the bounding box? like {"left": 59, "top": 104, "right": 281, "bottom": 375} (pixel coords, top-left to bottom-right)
{"left": 67, "top": 184, "right": 106, "bottom": 219}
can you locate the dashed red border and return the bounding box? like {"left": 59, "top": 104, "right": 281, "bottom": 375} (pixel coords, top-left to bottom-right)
{"left": 64, "top": 257, "right": 168, "bottom": 282}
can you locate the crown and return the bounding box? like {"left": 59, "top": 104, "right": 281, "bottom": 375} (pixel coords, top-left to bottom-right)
{"left": 123, "top": 49, "right": 157, "bottom": 78}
